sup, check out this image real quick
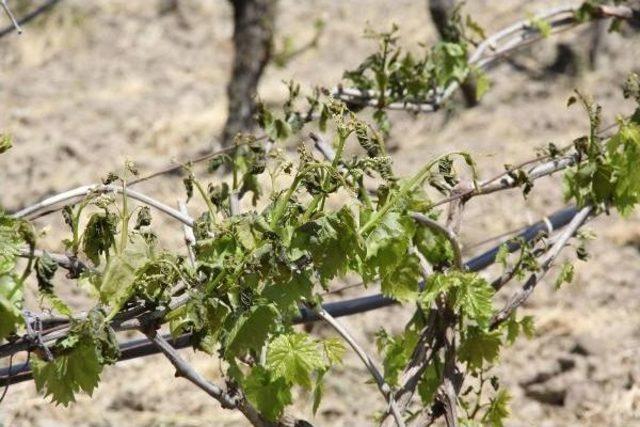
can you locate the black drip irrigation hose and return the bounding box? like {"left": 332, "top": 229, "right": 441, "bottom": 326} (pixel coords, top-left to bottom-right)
{"left": 0, "top": 0, "right": 62, "bottom": 38}
{"left": 0, "top": 205, "right": 579, "bottom": 387}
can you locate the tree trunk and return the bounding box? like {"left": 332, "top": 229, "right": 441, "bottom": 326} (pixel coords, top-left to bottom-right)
{"left": 222, "top": 0, "right": 277, "bottom": 147}
{"left": 428, "top": 0, "right": 478, "bottom": 107}
{"left": 588, "top": 20, "right": 606, "bottom": 70}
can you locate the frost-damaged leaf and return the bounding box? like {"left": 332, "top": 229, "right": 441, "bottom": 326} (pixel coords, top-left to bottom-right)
{"left": 134, "top": 206, "right": 152, "bottom": 230}
{"left": 183, "top": 173, "right": 194, "bottom": 202}
{"left": 0, "top": 134, "right": 12, "bottom": 154}
{"left": 131, "top": 253, "right": 180, "bottom": 305}
{"left": 267, "top": 332, "right": 325, "bottom": 388}
{"left": 473, "top": 68, "right": 490, "bottom": 100}
{"left": 85, "top": 309, "right": 121, "bottom": 365}
{"left": 35, "top": 252, "right": 72, "bottom": 317}
{"left": 169, "top": 296, "right": 231, "bottom": 353}
{"left": 101, "top": 172, "right": 120, "bottom": 186}
{"left": 225, "top": 304, "right": 279, "bottom": 358}
{"left": 623, "top": 73, "right": 640, "bottom": 102}
{"left": 82, "top": 212, "right": 117, "bottom": 266}
{"left": 243, "top": 366, "right": 292, "bottom": 421}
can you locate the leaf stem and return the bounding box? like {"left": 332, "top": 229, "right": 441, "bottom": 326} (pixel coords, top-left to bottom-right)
{"left": 193, "top": 179, "right": 217, "bottom": 222}
{"left": 119, "top": 179, "right": 129, "bottom": 253}
{"left": 270, "top": 175, "right": 302, "bottom": 229}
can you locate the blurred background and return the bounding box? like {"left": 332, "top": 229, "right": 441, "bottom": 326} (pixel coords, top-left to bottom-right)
{"left": 1, "top": 0, "right": 640, "bottom": 425}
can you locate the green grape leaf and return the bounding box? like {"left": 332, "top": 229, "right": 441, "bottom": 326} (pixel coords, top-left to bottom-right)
{"left": 495, "top": 244, "right": 509, "bottom": 269}
{"left": 554, "top": 262, "right": 575, "bottom": 289}
{"left": 0, "top": 213, "right": 25, "bottom": 339}
{"left": 262, "top": 272, "right": 313, "bottom": 317}
{"left": 375, "top": 329, "right": 418, "bottom": 386}
{"left": 31, "top": 334, "right": 103, "bottom": 406}
{"left": 414, "top": 224, "right": 454, "bottom": 268}
{"left": 322, "top": 337, "right": 346, "bottom": 365}
{"left": 520, "top": 315, "right": 535, "bottom": 339}
{"left": 380, "top": 252, "right": 421, "bottom": 302}
{"left": 607, "top": 122, "right": 640, "bottom": 215}
{"left": 99, "top": 235, "right": 150, "bottom": 308}
{"left": 505, "top": 314, "right": 536, "bottom": 345}
{"left": 243, "top": 366, "right": 293, "bottom": 421}
{"left": 365, "top": 211, "right": 415, "bottom": 281}
{"left": 420, "top": 271, "right": 494, "bottom": 327}
{"left": 419, "top": 273, "right": 455, "bottom": 309}
{"left": 564, "top": 98, "right": 640, "bottom": 215}
{"left": 505, "top": 314, "right": 519, "bottom": 345}
{"left": 452, "top": 273, "right": 494, "bottom": 328}
{"left": 0, "top": 213, "right": 22, "bottom": 275}
{"left": 458, "top": 327, "right": 501, "bottom": 371}
{"left": 0, "top": 275, "right": 23, "bottom": 339}
{"left": 528, "top": 15, "right": 551, "bottom": 37}
{"left": 290, "top": 207, "right": 363, "bottom": 286}
{"left": 267, "top": 332, "right": 326, "bottom": 389}
{"left": 482, "top": 388, "right": 511, "bottom": 427}
{"left": 417, "top": 361, "right": 440, "bottom": 405}
{"left": 312, "top": 369, "right": 327, "bottom": 415}
{"left": 225, "top": 303, "right": 279, "bottom": 358}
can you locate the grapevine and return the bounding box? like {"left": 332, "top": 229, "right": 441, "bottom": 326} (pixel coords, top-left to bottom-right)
{"left": 1, "top": 2, "right": 640, "bottom": 426}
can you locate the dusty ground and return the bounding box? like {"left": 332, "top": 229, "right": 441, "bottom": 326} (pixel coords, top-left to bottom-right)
{"left": 1, "top": 0, "right": 640, "bottom": 425}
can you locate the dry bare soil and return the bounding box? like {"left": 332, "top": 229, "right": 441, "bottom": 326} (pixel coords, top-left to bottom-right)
{"left": 1, "top": 1, "right": 640, "bottom": 426}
